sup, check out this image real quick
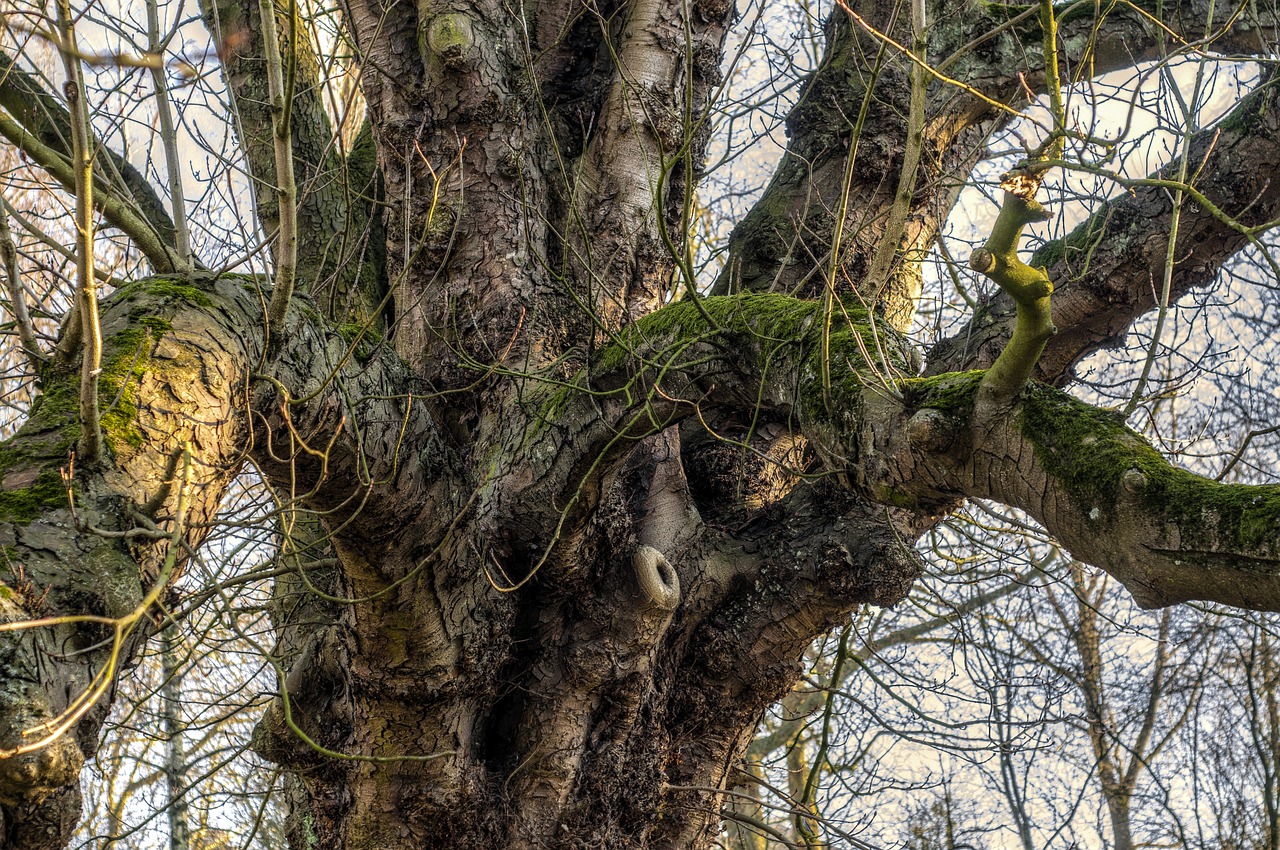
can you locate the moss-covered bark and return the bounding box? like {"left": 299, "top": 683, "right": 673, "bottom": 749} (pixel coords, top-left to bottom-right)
{"left": 0, "top": 275, "right": 439, "bottom": 848}
{"left": 5, "top": 0, "right": 1280, "bottom": 847}
{"left": 1017, "top": 385, "right": 1280, "bottom": 607}
{"left": 509, "top": 290, "right": 1280, "bottom": 616}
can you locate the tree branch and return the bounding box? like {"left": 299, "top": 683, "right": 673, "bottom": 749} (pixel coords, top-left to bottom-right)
{"left": 509, "top": 292, "right": 1280, "bottom": 615}
{"left": 55, "top": 0, "right": 105, "bottom": 464}
{"left": 968, "top": 188, "right": 1055, "bottom": 415}
{"left": 907, "top": 377, "right": 1280, "bottom": 610}
{"left": 560, "top": 0, "right": 733, "bottom": 323}
{"left": 199, "top": 0, "right": 381, "bottom": 319}
{"left": 0, "top": 200, "right": 43, "bottom": 370}
{"left": 0, "top": 51, "right": 180, "bottom": 262}
{"left": 927, "top": 76, "right": 1280, "bottom": 383}
{"left": 0, "top": 109, "right": 185, "bottom": 274}
{"left": 715, "top": 0, "right": 1280, "bottom": 324}
{"left": 258, "top": 0, "right": 299, "bottom": 330}
{"left": 145, "top": 0, "right": 193, "bottom": 268}
{"left": 0, "top": 275, "right": 439, "bottom": 842}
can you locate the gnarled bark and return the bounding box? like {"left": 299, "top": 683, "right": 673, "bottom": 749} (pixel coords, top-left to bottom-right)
{"left": 0, "top": 0, "right": 1277, "bottom": 848}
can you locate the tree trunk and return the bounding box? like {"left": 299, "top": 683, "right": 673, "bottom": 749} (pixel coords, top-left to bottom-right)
{"left": 2, "top": 0, "right": 1280, "bottom": 848}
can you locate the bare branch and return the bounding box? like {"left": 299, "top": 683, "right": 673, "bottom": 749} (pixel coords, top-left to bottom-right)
{"left": 0, "top": 196, "right": 44, "bottom": 370}
{"left": 145, "top": 0, "right": 192, "bottom": 269}
{"left": 0, "top": 51, "right": 180, "bottom": 259}
{"left": 0, "top": 109, "right": 185, "bottom": 274}
{"left": 259, "top": 0, "right": 298, "bottom": 331}
{"left": 54, "top": 0, "right": 103, "bottom": 464}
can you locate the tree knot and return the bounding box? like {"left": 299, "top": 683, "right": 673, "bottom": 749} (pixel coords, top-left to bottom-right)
{"left": 1121, "top": 467, "right": 1148, "bottom": 496}
{"left": 968, "top": 248, "right": 996, "bottom": 274}
{"left": 906, "top": 408, "right": 956, "bottom": 452}
{"left": 634, "top": 545, "right": 681, "bottom": 611}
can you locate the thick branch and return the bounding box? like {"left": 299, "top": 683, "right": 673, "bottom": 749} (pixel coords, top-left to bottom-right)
{"left": 511, "top": 293, "right": 1280, "bottom": 614}
{"left": 650, "top": 484, "right": 927, "bottom": 849}
{"left": 258, "top": 0, "right": 299, "bottom": 328}
{"left": 0, "top": 275, "right": 438, "bottom": 845}
{"left": 1006, "top": 386, "right": 1280, "bottom": 609}
{"left": 716, "top": 0, "right": 1280, "bottom": 326}
{"left": 561, "top": 0, "right": 732, "bottom": 323}
{"left": 904, "top": 377, "right": 1280, "bottom": 610}
{"left": 489, "top": 292, "right": 920, "bottom": 550}
{"left": 0, "top": 111, "right": 183, "bottom": 273}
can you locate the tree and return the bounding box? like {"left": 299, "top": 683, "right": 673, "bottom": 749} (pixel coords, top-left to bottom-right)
{"left": 0, "top": 0, "right": 1278, "bottom": 847}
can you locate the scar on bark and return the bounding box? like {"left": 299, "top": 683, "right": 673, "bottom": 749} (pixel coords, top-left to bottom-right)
{"left": 634, "top": 545, "right": 680, "bottom": 611}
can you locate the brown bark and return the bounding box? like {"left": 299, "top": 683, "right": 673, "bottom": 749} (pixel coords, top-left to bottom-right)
{"left": 0, "top": 0, "right": 1278, "bottom": 848}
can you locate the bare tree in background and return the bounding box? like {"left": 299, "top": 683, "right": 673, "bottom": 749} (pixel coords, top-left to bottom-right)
{"left": 0, "top": 0, "right": 1279, "bottom": 848}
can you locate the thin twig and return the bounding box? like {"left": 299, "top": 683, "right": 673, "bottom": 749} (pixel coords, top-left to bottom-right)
{"left": 261, "top": 0, "right": 299, "bottom": 334}
{"left": 0, "top": 190, "right": 44, "bottom": 370}
{"left": 1124, "top": 0, "right": 1217, "bottom": 416}
{"left": 55, "top": 0, "right": 103, "bottom": 463}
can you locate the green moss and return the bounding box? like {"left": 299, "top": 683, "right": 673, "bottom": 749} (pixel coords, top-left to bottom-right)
{"left": 0, "top": 467, "right": 69, "bottom": 523}
{"left": 0, "top": 368, "right": 86, "bottom": 524}
{"left": 876, "top": 487, "right": 918, "bottom": 508}
{"left": 337, "top": 322, "right": 381, "bottom": 360}
{"left": 538, "top": 382, "right": 575, "bottom": 425}
{"left": 138, "top": 316, "right": 173, "bottom": 337}
{"left": 900, "top": 371, "right": 985, "bottom": 419}
{"left": 592, "top": 293, "right": 910, "bottom": 441}
{"left": 114, "top": 276, "right": 214, "bottom": 308}
{"left": 1020, "top": 383, "right": 1280, "bottom": 549}
{"left": 303, "top": 811, "right": 318, "bottom": 849}
{"left": 1029, "top": 211, "right": 1105, "bottom": 271}
{"left": 98, "top": 326, "right": 160, "bottom": 451}
{"left": 0, "top": 441, "right": 34, "bottom": 475}
{"left": 595, "top": 293, "right": 877, "bottom": 374}
{"left": 0, "top": 403, "right": 75, "bottom": 522}
{"left": 26, "top": 377, "right": 78, "bottom": 435}
{"left": 145, "top": 278, "right": 213, "bottom": 307}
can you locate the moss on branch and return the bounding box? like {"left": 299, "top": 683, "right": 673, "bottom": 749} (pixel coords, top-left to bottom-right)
{"left": 0, "top": 380, "right": 80, "bottom": 524}
{"left": 591, "top": 292, "right": 909, "bottom": 416}
{"left": 969, "top": 191, "right": 1057, "bottom": 406}
{"left": 901, "top": 370, "right": 985, "bottom": 421}
{"left": 1021, "top": 383, "right": 1280, "bottom": 553}
{"left": 113, "top": 276, "right": 215, "bottom": 308}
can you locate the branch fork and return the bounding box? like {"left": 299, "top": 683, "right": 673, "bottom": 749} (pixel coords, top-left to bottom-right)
{"left": 970, "top": 186, "right": 1057, "bottom": 418}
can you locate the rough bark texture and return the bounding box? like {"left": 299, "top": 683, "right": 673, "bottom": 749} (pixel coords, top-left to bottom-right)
{"left": 1, "top": 1, "right": 1279, "bottom": 848}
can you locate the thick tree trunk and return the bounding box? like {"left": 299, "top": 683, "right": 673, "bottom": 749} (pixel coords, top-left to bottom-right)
{"left": 2, "top": 0, "right": 1280, "bottom": 848}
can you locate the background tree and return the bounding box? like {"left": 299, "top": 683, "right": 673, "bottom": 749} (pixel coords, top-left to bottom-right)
{"left": 0, "top": 0, "right": 1278, "bottom": 849}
